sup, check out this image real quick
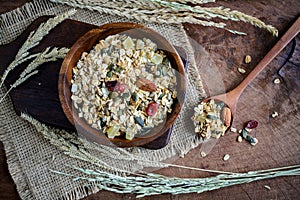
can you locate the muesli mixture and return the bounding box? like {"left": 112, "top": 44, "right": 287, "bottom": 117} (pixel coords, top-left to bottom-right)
{"left": 191, "top": 100, "right": 230, "bottom": 139}
{"left": 71, "top": 34, "right": 177, "bottom": 140}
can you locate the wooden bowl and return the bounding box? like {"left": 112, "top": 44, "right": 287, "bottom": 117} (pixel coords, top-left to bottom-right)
{"left": 59, "top": 22, "right": 186, "bottom": 147}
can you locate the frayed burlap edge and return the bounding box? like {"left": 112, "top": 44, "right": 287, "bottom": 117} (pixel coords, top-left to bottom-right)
{"left": 0, "top": 86, "right": 34, "bottom": 199}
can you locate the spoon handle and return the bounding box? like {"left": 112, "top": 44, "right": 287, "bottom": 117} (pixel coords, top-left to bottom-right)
{"left": 234, "top": 16, "right": 300, "bottom": 95}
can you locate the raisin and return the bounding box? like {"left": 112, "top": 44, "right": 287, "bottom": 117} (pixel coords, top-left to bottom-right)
{"left": 146, "top": 102, "right": 159, "bottom": 116}
{"left": 245, "top": 120, "right": 258, "bottom": 129}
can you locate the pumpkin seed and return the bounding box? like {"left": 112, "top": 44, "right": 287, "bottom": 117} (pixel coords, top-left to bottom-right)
{"left": 161, "top": 66, "right": 167, "bottom": 76}
{"left": 131, "top": 92, "right": 138, "bottom": 102}
{"left": 241, "top": 129, "right": 248, "bottom": 139}
{"left": 135, "top": 116, "right": 145, "bottom": 127}
{"left": 107, "top": 70, "right": 113, "bottom": 78}
{"left": 101, "top": 48, "right": 107, "bottom": 55}
{"left": 107, "top": 45, "right": 114, "bottom": 55}
{"left": 109, "top": 92, "right": 119, "bottom": 99}
{"left": 108, "top": 63, "right": 114, "bottom": 70}
{"left": 116, "top": 65, "right": 124, "bottom": 73}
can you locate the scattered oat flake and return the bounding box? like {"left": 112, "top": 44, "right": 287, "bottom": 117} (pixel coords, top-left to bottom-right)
{"left": 238, "top": 67, "right": 246, "bottom": 74}
{"left": 245, "top": 55, "right": 252, "bottom": 64}
{"left": 230, "top": 127, "right": 237, "bottom": 133}
{"left": 200, "top": 151, "right": 207, "bottom": 157}
{"left": 271, "top": 111, "right": 279, "bottom": 118}
{"left": 264, "top": 185, "right": 271, "bottom": 190}
{"left": 237, "top": 135, "right": 243, "bottom": 143}
{"left": 223, "top": 154, "right": 230, "bottom": 161}
{"left": 273, "top": 78, "right": 281, "bottom": 84}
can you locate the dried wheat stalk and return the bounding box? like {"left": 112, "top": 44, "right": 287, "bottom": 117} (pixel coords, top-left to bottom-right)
{"left": 0, "top": 47, "right": 69, "bottom": 103}
{"left": 49, "top": 0, "right": 278, "bottom": 36}
{"left": 0, "top": 9, "right": 76, "bottom": 89}
{"left": 51, "top": 164, "right": 300, "bottom": 198}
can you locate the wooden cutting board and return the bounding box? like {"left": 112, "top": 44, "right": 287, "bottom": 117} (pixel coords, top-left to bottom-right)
{"left": 0, "top": 16, "right": 188, "bottom": 149}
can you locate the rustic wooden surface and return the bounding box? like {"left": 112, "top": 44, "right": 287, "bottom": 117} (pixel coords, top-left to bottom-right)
{"left": 0, "top": 1, "right": 299, "bottom": 200}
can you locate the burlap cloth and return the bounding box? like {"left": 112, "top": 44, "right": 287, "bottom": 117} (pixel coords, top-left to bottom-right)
{"left": 0, "top": 0, "right": 208, "bottom": 199}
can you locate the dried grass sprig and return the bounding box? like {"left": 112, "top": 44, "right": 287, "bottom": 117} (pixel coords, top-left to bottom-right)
{"left": 22, "top": 113, "right": 234, "bottom": 175}
{"left": 21, "top": 113, "right": 300, "bottom": 197}
{"left": 151, "top": 0, "right": 278, "bottom": 36}
{"left": 47, "top": 0, "right": 237, "bottom": 33}
{"left": 198, "top": 6, "right": 278, "bottom": 36}
{"left": 0, "top": 9, "right": 76, "bottom": 89}
{"left": 20, "top": 113, "right": 131, "bottom": 174}
{"left": 49, "top": 0, "right": 278, "bottom": 36}
{"left": 0, "top": 47, "right": 69, "bottom": 103}
{"left": 50, "top": 164, "right": 300, "bottom": 198}
{"left": 0, "top": 71, "right": 38, "bottom": 103}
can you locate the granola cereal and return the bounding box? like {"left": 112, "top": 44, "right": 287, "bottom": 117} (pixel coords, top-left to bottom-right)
{"left": 71, "top": 34, "right": 177, "bottom": 140}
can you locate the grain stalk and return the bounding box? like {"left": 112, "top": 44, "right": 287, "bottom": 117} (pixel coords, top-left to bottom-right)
{"left": 50, "top": 164, "right": 300, "bottom": 198}
{"left": 21, "top": 113, "right": 235, "bottom": 175}
{"left": 50, "top": 0, "right": 277, "bottom": 36}
{"left": 0, "top": 47, "right": 69, "bottom": 103}
{"left": 0, "top": 9, "right": 76, "bottom": 89}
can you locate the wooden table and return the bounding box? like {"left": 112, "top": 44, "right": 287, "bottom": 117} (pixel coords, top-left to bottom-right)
{"left": 1, "top": 1, "right": 299, "bottom": 199}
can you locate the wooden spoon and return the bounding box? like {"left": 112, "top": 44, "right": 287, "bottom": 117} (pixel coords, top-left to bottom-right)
{"left": 203, "top": 17, "right": 300, "bottom": 126}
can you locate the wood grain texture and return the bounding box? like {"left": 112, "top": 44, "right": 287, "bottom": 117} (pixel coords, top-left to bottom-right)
{"left": 202, "top": 16, "right": 300, "bottom": 122}
{"left": 0, "top": 1, "right": 299, "bottom": 200}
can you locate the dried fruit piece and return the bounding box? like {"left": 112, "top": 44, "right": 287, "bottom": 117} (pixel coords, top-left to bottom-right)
{"left": 221, "top": 107, "right": 231, "bottom": 127}
{"left": 136, "top": 78, "right": 157, "bottom": 92}
{"left": 245, "top": 120, "right": 258, "bottom": 129}
{"left": 150, "top": 53, "right": 163, "bottom": 64}
{"left": 105, "top": 81, "right": 126, "bottom": 93}
{"left": 114, "top": 81, "right": 126, "bottom": 93}
{"left": 105, "top": 80, "right": 117, "bottom": 91}
{"left": 146, "top": 102, "right": 159, "bottom": 116}
{"left": 107, "top": 125, "right": 120, "bottom": 138}
{"left": 122, "top": 36, "right": 134, "bottom": 49}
